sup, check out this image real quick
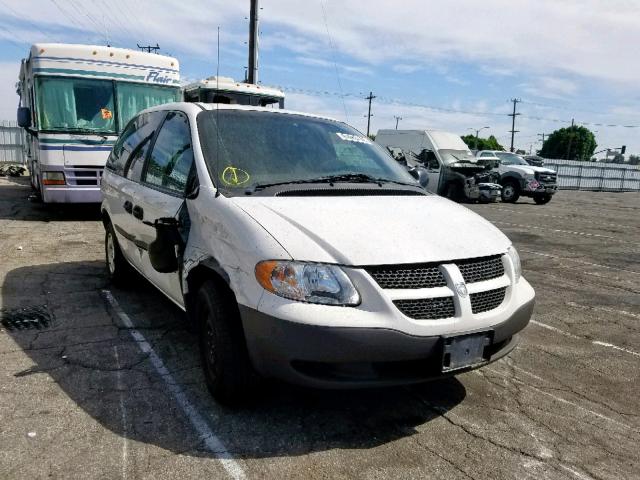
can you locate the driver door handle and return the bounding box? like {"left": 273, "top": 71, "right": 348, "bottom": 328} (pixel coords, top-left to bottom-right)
{"left": 132, "top": 205, "right": 144, "bottom": 220}
{"left": 123, "top": 200, "right": 132, "bottom": 213}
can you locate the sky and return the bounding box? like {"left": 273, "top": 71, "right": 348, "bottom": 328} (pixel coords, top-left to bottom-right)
{"left": 1, "top": 0, "right": 639, "bottom": 157}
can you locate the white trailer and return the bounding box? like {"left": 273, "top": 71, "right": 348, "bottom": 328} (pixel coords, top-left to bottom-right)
{"left": 17, "top": 43, "right": 181, "bottom": 203}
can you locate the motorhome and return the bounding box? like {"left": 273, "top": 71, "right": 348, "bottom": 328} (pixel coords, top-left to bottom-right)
{"left": 17, "top": 43, "right": 181, "bottom": 203}
{"left": 183, "top": 76, "right": 284, "bottom": 108}
{"left": 376, "top": 129, "right": 501, "bottom": 202}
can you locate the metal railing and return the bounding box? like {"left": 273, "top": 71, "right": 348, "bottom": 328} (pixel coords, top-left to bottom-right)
{"left": 543, "top": 159, "right": 640, "bottom": 192}
{"left": 0, "top": 120, "right": 26, "bottom": 165}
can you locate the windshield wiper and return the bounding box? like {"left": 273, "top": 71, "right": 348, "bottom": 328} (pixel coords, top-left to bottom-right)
{"left": 249, "top": 173, "right": 418, "bottom": 192}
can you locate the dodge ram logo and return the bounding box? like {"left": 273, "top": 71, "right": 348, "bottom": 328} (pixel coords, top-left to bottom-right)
{"left": 455, "top": 282, "right": 468, "bottom": 297}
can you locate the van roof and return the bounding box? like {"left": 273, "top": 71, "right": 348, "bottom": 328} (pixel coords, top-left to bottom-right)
{"left": 184, "top": 77, "right": 284, "bottom": 98}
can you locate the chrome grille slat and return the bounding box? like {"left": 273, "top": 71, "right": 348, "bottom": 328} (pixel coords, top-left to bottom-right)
{"left": 470, "top": 287, "right": 507, "bottom": 314}
{"left": 393, "top": 297, "right": 455, "bottom": 320}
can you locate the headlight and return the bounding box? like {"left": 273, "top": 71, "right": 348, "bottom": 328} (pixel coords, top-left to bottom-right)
{"left": 507, "top": 246, "right": 521, "bottom": 282}
{"left": 255, "top": 261, "right": 360, "bottom": 306}
{"left": 42, "top": 171, "right": 65, "bottom": 185}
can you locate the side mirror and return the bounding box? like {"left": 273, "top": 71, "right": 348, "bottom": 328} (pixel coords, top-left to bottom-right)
{"left": 17, "top": 107, "right": 31, "bottom": 128}
{"left": 409, "top": 166, "right": 429, "bottom": 188}
{"left": 147, "top": 218, "right": 183, "bottom": 273}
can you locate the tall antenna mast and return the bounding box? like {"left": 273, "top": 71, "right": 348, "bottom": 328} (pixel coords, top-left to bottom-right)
{"left": 214, "top": 26, "right": 221, "bottom": 198}
{"left": 247, "top": 0, "right": 259, "bottom": 84}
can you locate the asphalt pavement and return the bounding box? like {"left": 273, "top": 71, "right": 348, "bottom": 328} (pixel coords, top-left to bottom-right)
{"left": 0, "top": 176, "right": 638, "bottom": 479}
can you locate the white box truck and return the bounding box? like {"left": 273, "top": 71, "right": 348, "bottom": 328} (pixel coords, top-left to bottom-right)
{"left": 376, "top": 129, "right": 501, "bottom": 202}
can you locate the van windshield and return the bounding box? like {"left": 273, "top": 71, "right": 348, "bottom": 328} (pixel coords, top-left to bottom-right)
{"left": 495, "top": 152, "right": 529, "bottom": 165}
{"left": 197, "top": 110, "right": 418, "bottom": 194}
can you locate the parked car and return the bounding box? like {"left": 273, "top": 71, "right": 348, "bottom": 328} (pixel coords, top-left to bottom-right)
{"left": 101, "top": 103, "right": 535, "bottom": 404}
{"left": 477, "top": 151, "right": 558, "bottom": 204}
{"left": 376, "top": 129, "right": 501, "bottom": 203}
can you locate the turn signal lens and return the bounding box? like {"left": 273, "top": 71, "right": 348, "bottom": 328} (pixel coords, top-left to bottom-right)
{"left": 42, "top": 171, "right": 65, "bottom": 185}
{"left": 255, "top": 260, "right": 360, "bottom": 306}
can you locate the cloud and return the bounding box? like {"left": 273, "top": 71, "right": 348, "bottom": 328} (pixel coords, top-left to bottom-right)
{"left": 0, "top": 62, "right": 20, "bottom": 120}
{"left": 521, "top": 77, "right": 579, "bottom": 99}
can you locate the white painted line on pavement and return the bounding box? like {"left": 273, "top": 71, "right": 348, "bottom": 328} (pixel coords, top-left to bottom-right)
{"left": 103, "top": 290, "right": 246, "bottom": 480}
{"left": 114, "top": 346, "right": 128, "bottom": 480}
{"left": 520, "top": 250, "right": 640, "bottom": 276}
{"left": 530, "top": 320, "right": 640, "bottom": 358}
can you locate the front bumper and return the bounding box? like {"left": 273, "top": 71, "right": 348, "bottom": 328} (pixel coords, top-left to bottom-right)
{"left": 240, "top": 297, "right": 534, "bottom": 388}
{"left": 42, "top": 185, "right": 103, "bottom": 203}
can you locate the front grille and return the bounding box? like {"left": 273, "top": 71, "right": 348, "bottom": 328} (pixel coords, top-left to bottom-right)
{"left": 457, "top": 255, "right": 504, "bottom": 284}
{"left": 536, "top": 172, "right": 557, "bottom": 183}
{"left": 470, "top": 287, "right": 506, "bottom": 314}
{"left": 64, "top": 167, "right": 103, "bottom": 186}
{"left": 394, "top": 297, "right": 455, "bottom": 320}
{"left": 365, "top": 264, "right": 446, "bottom": 289}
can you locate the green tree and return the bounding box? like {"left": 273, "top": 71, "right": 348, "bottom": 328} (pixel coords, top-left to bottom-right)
{"left": 460, "top": 134, "right": 504, "bottom": 151}
{"left": 628, "top": 154, "right": 640, "bottom": 165}
{"left": 539, "top": 126, "right": 597, "bottom": 160}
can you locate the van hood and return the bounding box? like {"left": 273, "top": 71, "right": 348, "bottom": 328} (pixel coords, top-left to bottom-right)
{"left": 231, "top": 195, "right": 511, "bottom": 265}
{"left": 504, "top": 165, "right": 556, "bottom": 176}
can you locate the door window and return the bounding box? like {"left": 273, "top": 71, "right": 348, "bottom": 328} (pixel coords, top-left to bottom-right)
{"left": 143, "top": 112, "right": 194, "bottom": 194}
{"left": 107, "top": 111, "right": 165, "bottom": 177}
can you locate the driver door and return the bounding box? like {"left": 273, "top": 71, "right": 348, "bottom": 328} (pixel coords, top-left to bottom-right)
{"left": 127, "top": 111, "right": 195, "bottom": 306}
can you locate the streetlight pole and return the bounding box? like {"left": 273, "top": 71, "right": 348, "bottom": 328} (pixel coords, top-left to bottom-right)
{"left": 468, "top": 126, "right": 490, "bottom": 150}
{"left": 394, "top": 116, "right": 402, "bottom": 130}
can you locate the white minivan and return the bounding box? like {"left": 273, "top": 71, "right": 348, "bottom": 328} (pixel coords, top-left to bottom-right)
{"left": 101, "top": 103, "right": 535, "bottom": 404}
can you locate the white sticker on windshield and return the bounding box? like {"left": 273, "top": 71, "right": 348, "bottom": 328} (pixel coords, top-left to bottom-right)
{"left": 335, "top": 132, "right": 371, "bottom": 144}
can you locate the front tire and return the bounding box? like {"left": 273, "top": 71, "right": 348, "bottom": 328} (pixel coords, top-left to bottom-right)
{"left": 501, "top": 181, "right": 520, "bottom": 203}
{"left": 196, "top": 280, "right": 258, "bottom": 406}
{"left": 105, "top": 222, "right": 133, "bottom": 285}
{"left": 533, "top": 193, "right": 552, "bottom": 205}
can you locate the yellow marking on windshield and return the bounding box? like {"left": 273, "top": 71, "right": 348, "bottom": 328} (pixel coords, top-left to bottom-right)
{"left": 221, "top": 166, "right": 250, "bottom": 186}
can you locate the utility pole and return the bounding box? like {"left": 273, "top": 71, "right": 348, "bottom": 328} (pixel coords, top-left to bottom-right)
{"left": 508, "top": 98, "right": 521, "bottom": 152}
{"left": 137, "top": 43, "right": 160, "bottom": 53}
{"left": 247, "top": 0, "right": 259, "bottom": 84}
{"left": 394, "top": 116, "right": 402, "bottom": 130}
{"left": 365, "top": 91, "right": 376, "bottom": 136}
{"left": 566, "top": 118, "right": 575, "bottom": 160}
{"left": 537, "top": 132, "right": 547, "bottom": 144}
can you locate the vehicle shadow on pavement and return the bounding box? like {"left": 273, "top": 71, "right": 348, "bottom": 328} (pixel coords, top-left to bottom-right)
{"left": 2, "top": 261, "right": 466, "bottom": 458}
{"left": 0, "top": 177, "right": 100, "bottom": 221}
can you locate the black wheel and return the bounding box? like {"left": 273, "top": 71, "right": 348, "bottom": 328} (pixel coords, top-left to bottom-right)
{"left": 196, "top": 279, "right": 258, "bottom": 405}
{"left": 501, "top": 181, "right": 520, "bottom": 203}
{"left": 445, "top": 182, "right": 464, "bottom": 202}
{"left": 105, "top": 221, "right": 133, "bottom": 285}
{"left": 533, "top": 193, "right": 552, "bottom": 205}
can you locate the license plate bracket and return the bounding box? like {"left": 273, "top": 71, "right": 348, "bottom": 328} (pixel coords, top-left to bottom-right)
{"left": 442, "top": 332, "right": 491, "bottom": 372}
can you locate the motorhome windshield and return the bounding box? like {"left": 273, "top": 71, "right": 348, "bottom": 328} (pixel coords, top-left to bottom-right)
{"left": 35, "top": 77, "right": 180, "bottom": 133}
{"left": 197, "top": 110, "right": 417, "bottom": 193}
{"left": 36, "top": 77, "right": 116, "bottom": 133}
{"left": 439, "top": 149, "right": 477, "bottom": 165}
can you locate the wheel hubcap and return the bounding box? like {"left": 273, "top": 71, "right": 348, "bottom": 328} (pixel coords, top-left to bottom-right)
{"left": 504, "top": 186, "right": 514, "bottom": 198}
{"left": 107, "top": 232, "right": 116, "bottom": 274}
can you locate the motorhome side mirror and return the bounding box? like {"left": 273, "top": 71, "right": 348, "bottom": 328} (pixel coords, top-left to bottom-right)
{"left": 409, "top": 166, "right": 429, "bottom": 188}
{"left": 17, "top": 107, "right": 31, "bottom": 128}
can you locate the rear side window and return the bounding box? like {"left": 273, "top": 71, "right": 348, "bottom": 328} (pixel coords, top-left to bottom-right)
{"left": 143, "top": 112, "right": 193, "bottom": 194}
{"left": 106, "top": 111, "right": 165, "bottom": 176}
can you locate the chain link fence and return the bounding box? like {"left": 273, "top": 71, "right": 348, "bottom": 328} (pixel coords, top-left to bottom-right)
{"left": 0, "top": 120, "right": 26, "bottom": 165}
{"left": 544, "top": 159, "right": 640, "bottom": 192}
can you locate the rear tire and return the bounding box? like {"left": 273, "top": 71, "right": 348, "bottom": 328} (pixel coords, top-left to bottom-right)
{"left": 533, "top": 193, "right": 552, "bottom": 205}
{"left": 501, "top": 180, "right": 520, "bottom": 203}
{"left": 196, "top": 279, "right": 258, "bottom": 406}
{"left": 105, "top": 222, "right": 133, "bottom": 286}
